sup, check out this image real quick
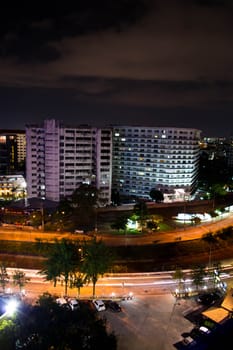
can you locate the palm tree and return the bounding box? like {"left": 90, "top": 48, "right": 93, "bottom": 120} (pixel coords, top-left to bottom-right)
{"left": 191, "top": 265, "right": 207, "bottom": 292}
{"left": 172, "top": 267, "right": 185, "bottom": 295}
{"left": 202, "top": 232, "right": 217, "bottom": 269}
{"left": 211, "top": 261, "right": 223, "bottom": 289}
{"left": 0, "top": 262, "right": 10, "bottom": 293}
{"left": 70, "top": 272, "right": 85, "bottom": 298}
{"left": 133, "top": 200, "right": 148, "bottom": 232}
{"left": 82, "top": 237, "right": 113, "bottom": 298}
{"left": 12, "top": 269, "right": 30, "bottom": 293}
{"left": 39, "top": 238, "right": 81, "bottom": 296}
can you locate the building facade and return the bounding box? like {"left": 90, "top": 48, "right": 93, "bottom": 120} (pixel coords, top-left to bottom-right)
{"left": 0, "top": 130, "right": 26, "bottom": 175}
{"left": 0, "top": 174, "right": 26, "bottom": 200}
{"left": 112, "top": 126, "right": 201, "bottom": 201}
{"left": 26, "top": 119, "right": 112, "bottom": 204}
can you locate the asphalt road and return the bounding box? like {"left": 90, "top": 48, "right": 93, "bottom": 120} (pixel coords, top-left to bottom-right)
{"left": 102, "top": 294, "right": 197, "bottom": 350}
{"left": 0, "top": 211, "right": 232, "bottom": 246}
{"left": 20, "top": 283, "right": 199, "bottom": 350}
{"left": 1, "top": 199, "right": 233, "bottom": 349}
{"left": 6, "top": 273, "right": 200, "bottom": 350}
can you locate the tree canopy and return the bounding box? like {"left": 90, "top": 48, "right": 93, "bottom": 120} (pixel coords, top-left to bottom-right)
{"left": 39, "top": 238, "right": 81, "bottom": 295}
{"left": 82, "top": 237, "right": 114, "bottom": 297}
{"left": 0, "top": 293, "right": 117, "bottom": 350}
{"left": 149, "top": 189, "right": 164, "bottom": 203}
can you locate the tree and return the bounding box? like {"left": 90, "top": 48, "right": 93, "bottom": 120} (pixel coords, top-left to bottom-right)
{"left": 172, "top": 267, "right": 185, "bottom": 295}
{"left": 149, "top": 188, "right": 164, "bottom": 203}
{"left": 49, "top": 197, "right": 74, "bottom": 232}
{"left": 133, "top": 200, "right": 148, "bottom": 231}
{"left": 210, "top": 261, "right": 223, "bottom": 289}
{"left": 1, "top": 292, "right": 117, "bottom": 350}
{"left": 111, "top": 215, "right": 128, "bottom": 232}
{"left": 0, "top": 262, "right": 9, "bottom": 293}
{"left": 12, "top": 269, "right": 30, "bottom": 293}
{"left": 111, "top": 189, "right": 120, "bottom": 206}
{"left": 202, "top": 232, "right": 218, "bottom": 269}
{"left": 210, "top": 183, "right": 228, "bottom": 199}
{"left": 146, "top": 220, "right": 158, "bottom": 231}
{"left": 133, "top": 200, "right": 148, "bottom": 217}
{"left": 82, "top": 237, "right": 113, "bottom": 298}
{"left": 71, "top": 184, "right": 100, "bottom": 231}
{"left": 192, "top": 216, "right": 201, "bottom": 226}
{"left": 71, "top": 183, "right": 99, "bottom": 208}
{"left": 39, "top": 238, "right": 81, "bottom": 296}
{"left": 191, "top": 265, "right": 207, "bottom": 291}
{"left": 70, "top": 272, "right": 85, "bottom": 298}
{"left": 0, "top": 319, "right": 17, "bottom": 349}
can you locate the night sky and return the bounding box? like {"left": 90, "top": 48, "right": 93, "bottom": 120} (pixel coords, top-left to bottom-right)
{"left": 0, "top": 0, "right": 233, "bottom": 137}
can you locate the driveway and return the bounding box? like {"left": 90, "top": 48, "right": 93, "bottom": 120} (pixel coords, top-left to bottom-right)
{"left": 103, "top": 294, "right": 198, "bottom": 350}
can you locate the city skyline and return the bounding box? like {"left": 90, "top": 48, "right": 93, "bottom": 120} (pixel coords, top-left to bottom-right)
{"left": 0, "top": 1, "right": 233, "bottom": 137}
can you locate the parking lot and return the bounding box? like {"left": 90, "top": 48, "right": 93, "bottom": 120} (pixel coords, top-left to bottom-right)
{"left": 1, "top": 288, "right": 227, "bottom": 349}
{"left": 98, "top": 294, "right": 198, "bottom": 350}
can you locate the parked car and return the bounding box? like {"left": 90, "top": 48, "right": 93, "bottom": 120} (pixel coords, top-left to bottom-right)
{"left": 56, "top": 297, "right": 71, "bottom": 310}
{"left": 182, "top": 336, "right": 196, "bottom": 346}
{"left": 199, "top": 326, "right": 211, "bottom": 334}
{"left": 196, "top": 291, "right": 222, "bottom": 306}
{"left": 68, "top": 298, "right": 80, "bottom": 311}
{"left": 56, "top": 297, "right": 68, "bottom": 306}
{"left": 74, "top": 229, "right": 84, "bottom": 234}
{"left": 92, "top": 299, "right": 106, "bottom": 312}
{"left": 105, "top": 300, "right": 122, "bottom": 312}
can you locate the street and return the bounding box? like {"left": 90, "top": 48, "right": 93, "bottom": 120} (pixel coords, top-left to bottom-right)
{"left": 0, "top": 211, "right": 233, "bottom": 246}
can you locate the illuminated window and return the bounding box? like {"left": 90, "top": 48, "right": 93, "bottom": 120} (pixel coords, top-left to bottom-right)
{"left": 0, "top": 136, "right": 6, "bottom": 143}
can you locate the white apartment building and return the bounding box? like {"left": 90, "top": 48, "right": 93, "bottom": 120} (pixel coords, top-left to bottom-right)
{"left": 26, "top": 119, "right": 112, "bottom": 205}
{"left": 112, "top": 126, "right": 201, "bottom": 202}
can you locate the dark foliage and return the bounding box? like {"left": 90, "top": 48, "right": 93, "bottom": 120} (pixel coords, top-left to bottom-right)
{"left": 1, "top": 293, "right": 117, "bottom": 350}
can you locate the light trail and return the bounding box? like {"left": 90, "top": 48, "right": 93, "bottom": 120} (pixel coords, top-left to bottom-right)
{"left": 6, "top": 265, "right": 232, "bottom": 293}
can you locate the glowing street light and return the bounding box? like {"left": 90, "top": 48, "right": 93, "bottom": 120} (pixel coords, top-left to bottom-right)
{"left": 5, "top": 299, "right": 19, "bottom": 316}
{"left": 0, "top": 297, "right": 19, "bottom": 319}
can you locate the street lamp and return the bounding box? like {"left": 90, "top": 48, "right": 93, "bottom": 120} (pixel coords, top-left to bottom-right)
{"left": 41, "top": 206, "right": 45, "bottom": 232}
{"left": 94, "top": 208, "right": 98, "bottom": 233}
{"left": 38, "top": 198, "right": 45, "bottom": 232}
{"left": 0, "top": 297, "right": 19, "bottom": 319}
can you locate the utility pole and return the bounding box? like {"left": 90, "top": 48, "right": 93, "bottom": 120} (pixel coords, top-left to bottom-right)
{"left": 183, "top": 193, "right": 186, "bottom": 230}
{"left": 40, "top": 200, "right": 45, "bottom": 232}
{"left": 209, "top": 243, "right": 212, "bottom": 270}
{"left": 94, "top": 208, "right": 98, "bottom": 233}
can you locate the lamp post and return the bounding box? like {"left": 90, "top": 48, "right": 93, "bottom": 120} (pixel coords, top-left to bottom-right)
{"left": 164, "top": 293, "right": 179, "bottom": 345}
{"left": 212, "top": 193, "right": 215, "bottom": 210}
{"left": 40, "top": 199, "right": 45, "bottom": 232}
{"left": 208, "top": 243, "right": 212, "bottom": 270}
{"left": 40, "top": 207, "right": 44, "bottom": 232}
{"left": 183, "top": 192, "right": 186, "bottom": 230}
{"left": 94, "top": 207, "right": 98, "bottom": 233}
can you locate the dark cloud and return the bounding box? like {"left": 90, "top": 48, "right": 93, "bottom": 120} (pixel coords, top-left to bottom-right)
{"left": 0, "top": 1, "right": 149, "bottom": 63}
{"left": 58, "top": 76, "right": 233, "bottom": 110}
{"left": 0, "top": 0, "right": 232, "bottom": 137}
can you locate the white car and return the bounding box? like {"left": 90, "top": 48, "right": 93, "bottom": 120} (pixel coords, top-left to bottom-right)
{"left": 56, "top": 297, "right": 67, "bottom": 306}
{"left": 199, "top": 326, "right": 211, "bottom": 334}
{"left": 92, "top": 299, "right": 106, "bottom": 311}
{"left": 56, "top": 297, "right": 72, "bottom": 310}
{"left": 182, "top": 336, "right": 196, "bottom": 346}
{"left": 68, "top": 298, "right": 80, "bottom": 311}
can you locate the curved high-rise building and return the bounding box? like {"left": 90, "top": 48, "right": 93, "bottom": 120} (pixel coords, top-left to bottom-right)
{"left": 112, "top": 126, "right": 201, "bottom": 201}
